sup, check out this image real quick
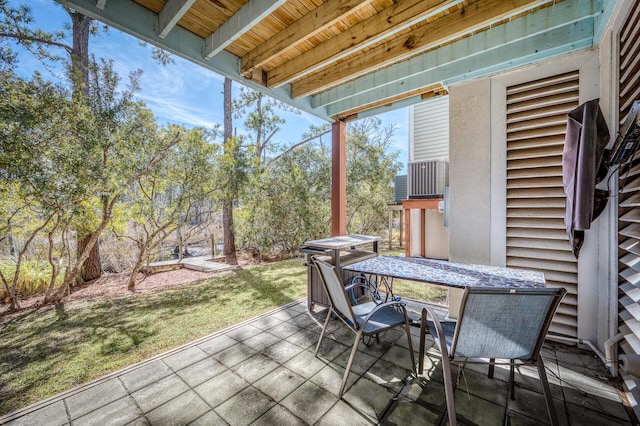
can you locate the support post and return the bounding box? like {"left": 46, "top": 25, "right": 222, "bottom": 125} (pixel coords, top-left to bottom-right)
{"left": 331, "top": 120, "right": 347, "bottom": 236}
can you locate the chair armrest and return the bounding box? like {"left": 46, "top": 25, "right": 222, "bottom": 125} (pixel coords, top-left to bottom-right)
{"left": 360, "top": 300, "right": 408, "bottom": 327}
{"left": 346, "top": 276, "right": 385, "bottom": 304}
{"left": 423, "top": 306, "right": 452, "bottom": 359}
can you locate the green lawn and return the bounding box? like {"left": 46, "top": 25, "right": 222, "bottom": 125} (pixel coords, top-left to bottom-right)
{"left": 0, "top": 251, "right": 446, "bottom": 416}
{"left": 0, "top": 258, "right": 307, "bottom": 415}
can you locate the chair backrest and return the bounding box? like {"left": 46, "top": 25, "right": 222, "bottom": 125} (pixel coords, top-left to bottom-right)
{"left": 450, "top": 287, "right": 566, "bottom": 361}
{"left": 313, "top": 257, "right": 357, "bottom": 327}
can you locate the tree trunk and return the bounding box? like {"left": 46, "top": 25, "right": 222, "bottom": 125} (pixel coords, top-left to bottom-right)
{"left": 69, "top": 12, "right": 91, "bottom": 97}
{"left": 223, "top": 77, "right": 237, "bottom": 264}
{"left": 78, "top": 234, "right": 102, "bottom": 282}
{"left": 69, "top": 11, "right": 103, "bottom": 281}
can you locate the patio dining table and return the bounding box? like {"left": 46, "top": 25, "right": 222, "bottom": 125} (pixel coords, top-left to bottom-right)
{"left": 342, "top": 255, "right": 546, "bottom": 290}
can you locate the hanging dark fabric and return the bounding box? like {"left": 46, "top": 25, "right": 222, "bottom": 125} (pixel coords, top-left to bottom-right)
{"left": 562, "top": 99, "right": 610, "bottom": 258}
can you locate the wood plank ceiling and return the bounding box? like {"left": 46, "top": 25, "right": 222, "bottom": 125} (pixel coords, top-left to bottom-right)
{"left": 58, "top": 0, "right": 605, "bottom": 121}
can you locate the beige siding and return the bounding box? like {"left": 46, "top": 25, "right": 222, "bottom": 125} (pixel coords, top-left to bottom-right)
{"left": 506, "top": 71, "right": 580, "bottom": 338}
{"left": 412, "top": 96, "right": 449, "bottom": 161}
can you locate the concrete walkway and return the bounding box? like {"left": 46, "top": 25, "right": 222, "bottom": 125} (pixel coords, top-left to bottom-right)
{"left": 0, "top": 300, "right": 634, "bottom": 425}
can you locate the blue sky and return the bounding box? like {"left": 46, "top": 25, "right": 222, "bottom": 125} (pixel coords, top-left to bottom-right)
{"left": 13, "top": 0, "right": 409, "bottom": 172}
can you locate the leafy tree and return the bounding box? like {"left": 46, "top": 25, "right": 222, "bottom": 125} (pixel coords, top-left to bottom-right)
{"left": 346, "top": 117, "right": 401, "bottom": 234}
{"left": 0, "top": 0, "right": 110, "bottom": 281}
{"left": 0, "top": 70, "right": 94, "bottom": 308}
{"left": 233, "top": 87, "right": 298, "bottom": 165}
{"left": 42, "top": 59, "right": 179, "bottom": 302}
{"left": 122, "top": 126, "right": 220, "bottom": 290}
{"left": 236, "top": 136, "right": 332, "bottom": 256}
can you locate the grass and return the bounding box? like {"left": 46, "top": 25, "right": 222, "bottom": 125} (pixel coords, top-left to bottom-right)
{"left": 0, "top": 258, "right": 64, "bottom": 299}
{"left": 0, "top": 258, "right": 307, "bottom": 415}
{"left": 0, "top": 249, "right": 446, "bottom": 416}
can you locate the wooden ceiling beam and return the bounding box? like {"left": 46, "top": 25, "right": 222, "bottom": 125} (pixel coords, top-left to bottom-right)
{"left": 290, "top": 0, "right": 544, "bottom": 98}
{"left": 240, "top": 0, "right": 375, "bottom": 77}
{"left": 266, "top": 0, "right": 459, "bottom": 89}
{"left": 157, "top": 0, "right": 196, "bottom": 39}
{"left": 204, "top": 0, "right": 287, "bottom": 60}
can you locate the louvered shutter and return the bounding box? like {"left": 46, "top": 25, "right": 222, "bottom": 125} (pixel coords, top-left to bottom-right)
{"left": 506, "top": 71, "right": 580, "bottom": 338}
{"left": 618, "top": 0, "right": 640, "bottom": 375}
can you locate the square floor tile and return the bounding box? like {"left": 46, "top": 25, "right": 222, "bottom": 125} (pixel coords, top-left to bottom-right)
{"left": 215, "top": 387, "right": 275, "bottom": 426}
{"left": 72, "top": 396, "right": 141, "bottom": 426}
{"left": 280, "top": 382, "right": 338, "bottom": 425}
{"left": 194, "top": 370, "right": 249, "bottom": 408}
{"left": 253, "top": 367, "right": 305, "bottom": 402}
{"left": 175, "top": 357, "right": 227, "bottom": 387}
{"left": 131, "top": 375, "right": 189, "bottom": 413}
{"left": 364, "top": 359, "right": 409, "bottom": 392}
{"left": 120, "top": 361, "right": 173, "bottom": 393}
{"left": 3, "top": 401, "right": 68, "bottom": 426}
{"left": 342, "top": 376, "right": 395, "bottom": 420}
{"left": 162, "top": 346, "right": 209, "bottom": 372}
{"left": 262, "top": 340, "right": 303, "bottom": 364}
{"left": 251, "top": 404, "right": 306, "bottom": 426}
{"left": 145, "top": 391, "right": 210, "bottom": 426}
{"left": 251, "top": 316, "right": 283, "bottom": 331}
{"left": 267, "top": 322, "right": 302, "bottom": 340}
{"left": 285, "top": 328, "right": 319, "bottom": 349}
{"left": 66, "top": 379, "right": 128, "bottom": 420}
{"left": 188, "top": 410, "right": 226, "bottom": 425}
{"left": 317, "top": 399, "right": 377, "bottom": 426}
{"left": 284, "top": 350, "right": 328, "bottom": 378}
{"left": 213, "top": 343, "right": 257, "bottom": 368}
{"left": 226, "top": 325, "right": 262, "bottom": 342}
{"left": 242, "top": 332, "right": 281, "bottom": 352}
{"left": 197, "top": 334, "right": 238, "bottom": 356}
{"left": 231, "top": 353, "right": 279, "bottom": 383}
{"left": 381, "top": 398, "right": 442, "bottom": 426}
{"left": 309, "top": 364, "right": 359, "bottom": 397}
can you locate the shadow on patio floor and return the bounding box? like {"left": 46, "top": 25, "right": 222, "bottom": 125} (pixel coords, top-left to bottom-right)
{"left": 0, "top": 299, "right": 634, "bottom": 425}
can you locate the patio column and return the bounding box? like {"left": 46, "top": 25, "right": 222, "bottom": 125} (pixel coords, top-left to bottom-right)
{"left": 331, "top": 120, "right": 347, "bottom": 236}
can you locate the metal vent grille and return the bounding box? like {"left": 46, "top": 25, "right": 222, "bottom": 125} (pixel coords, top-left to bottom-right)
{"left": 394, "top": 175, "right": 407, "bottom": 203}
{"left": 408, "top": 160, "right": 449, "bottom": 198}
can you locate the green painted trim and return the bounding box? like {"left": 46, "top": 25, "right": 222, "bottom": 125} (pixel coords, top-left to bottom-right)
{"left": 315, "top": 0, "right": 599, "bottom": 110}
{"left": 326, "top": 20, "right": 594, "bottom": 117}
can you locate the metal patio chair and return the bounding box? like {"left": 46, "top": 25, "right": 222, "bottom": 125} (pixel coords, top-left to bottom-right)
{"left": 312, "top": 257, "right": 416, "bottom": 397}
{"left": 419, "top": 286, "right": 566, "bottom": 426}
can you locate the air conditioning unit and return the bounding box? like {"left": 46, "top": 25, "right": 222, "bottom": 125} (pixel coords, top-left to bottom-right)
{"left": 393, "top": 175, "right": 407, "bottom": 203}
{"left": 408, "top": 160, "right": 449, "bottom": 198}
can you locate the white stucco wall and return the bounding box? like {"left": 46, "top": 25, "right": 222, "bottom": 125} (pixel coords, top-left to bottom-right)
{"left": 448, "top": 49, "right": 614, "bottom": 349}
{"left": 449, "top": 78, "right": 493, "bottom": 265}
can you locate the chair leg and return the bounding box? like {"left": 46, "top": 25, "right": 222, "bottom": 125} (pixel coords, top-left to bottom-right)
{"left": 315, "top": 307, "right": 332, "bottom": 356}
{"left": 442, "top": 356, "right": 457, "bottom": 426}
{"left": 340, "top": 330, "right": 363, "bottom": 397}
{"left": 536, "top": 357, "right": 559, "bottom": 426}
{"left": 419, "top": 308, "right": 427, "bottom": 374}
{"left": 509, "top": 361, "right": 515, "bottom": 400}
{"left": 404, "top": 313, "right": 417, "bottom": 375}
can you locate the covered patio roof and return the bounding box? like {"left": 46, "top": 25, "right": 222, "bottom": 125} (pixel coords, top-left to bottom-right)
{"left": 56, "top": 0, "right": 613, "bottom": 122}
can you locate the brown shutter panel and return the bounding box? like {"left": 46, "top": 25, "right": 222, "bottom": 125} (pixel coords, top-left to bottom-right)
{"left": 506, "top": 71, "right": 580, "bottom": 338}
{"left": 618, "top": 0, "right": 640, "bottom": 374}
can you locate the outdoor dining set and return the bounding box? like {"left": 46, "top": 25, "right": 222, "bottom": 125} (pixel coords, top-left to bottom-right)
{"left": 303, "top": 234, "right": 566, "bottom": 426}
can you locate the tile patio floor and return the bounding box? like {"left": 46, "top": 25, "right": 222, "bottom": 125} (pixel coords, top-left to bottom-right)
{"left": 0, "top": 299, "right": 635, "bottom": 425}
